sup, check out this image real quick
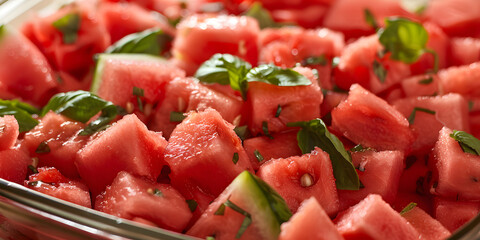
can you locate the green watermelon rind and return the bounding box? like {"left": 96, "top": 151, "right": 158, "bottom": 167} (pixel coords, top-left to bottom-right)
{"left": 225, "top": 171, "right": 292, "bottom": 239}
{"left": 90, "top": 53, "right": 166, "bottom": 94}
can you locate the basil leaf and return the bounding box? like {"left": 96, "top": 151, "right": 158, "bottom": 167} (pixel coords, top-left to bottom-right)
{"left": 186, "top": 199, "right": 198, "bottom": 212}
{"left": 244, "top": 2, "right": 279, "bottom": 29}
{"left": 418, "top": 76, "right": 433, "bottom": 85}
{"left": 275, "top": 105, "right": 282, "bottom": 118}
{"left": 407, "top": 107, "right": 435, "bottom": 125}
{"left": 232, "top": 152, "right": 239, "bottom": 164}
{"left": 301, "top": 55, "right": 328, "bottom": 67}
{"left": 287, "top": 119, "right": 360, "bottom": 190}
{"left": 195, "top": 54, "right": 251, "bottom": 100}
{"left": 246, "top": 64, "right": 311, "bottom": 87}
{"left": 400, "top": 202, "right": 417, "bottom": 215}
{"left": 132, "top": 87, "right": 144, "bottom": 112}
{"left": 254, "top": 149, "right": 264, "bottom": 163}
{"left": 234, "top": 125, "right": 249, "bottom": 141}
{"left": 52, "top": 13, "right": 81, "bottom": 44}
{"left": 152, "top": 188, "right": 163, "bottom": 197}
{"left": 170, "top": 111, "right": 186, "bottom": 123}
{"left": 378, "top": 18, "right": 428, "bottom": 64}
{"left": 36, "top": 141, "right": 50, "bottom": 154}
{"left": 0, "top": 25, "right": 5, "bottom": 38}
{"left": 105, "top": 29, "right": 171, "bottom": 55}
{"left": 364, "top": 9, "right": 379, "bottom": 30}
{"left": 0, "top": 99, "right": 40, "bottom": 132}
{"left": 262, "top": 121, "right": 273, "bottom": 139}
{"left": 42, "top": 90, "right": 118, "bottom": 135}
{"left": 373, "top": 60, "right": 387, "bottom": 83}
{"left": 450, "top": 130, "right": 480, "bottom": 155}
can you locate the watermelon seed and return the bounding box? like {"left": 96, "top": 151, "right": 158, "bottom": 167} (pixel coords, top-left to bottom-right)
{"left": 300, "top": 173, "right": 313, "bottom": 187}
{"left": 238, "top": 40, "right": 246, "bottom": 56}
{"left": 144, "top": 103, "right": 153, "bottom": 117}
{"left": 126, "top": 102, "right": 134, "bottom": 114}
{"left": 472, "top": 177, "right": 478, "bottom": 183}
{"left": 233, "top": 115, "right": 242, "bottom": 127}
{"left": 31, "top": 157, "right": 39, "bottom": 168}
{"left": 178, "top": 97, "right": 186, "bottom": 112}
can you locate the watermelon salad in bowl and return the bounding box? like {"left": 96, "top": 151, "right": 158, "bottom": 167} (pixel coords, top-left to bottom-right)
{"left": 0, "top": 0, "right": 480, "bottom": 239}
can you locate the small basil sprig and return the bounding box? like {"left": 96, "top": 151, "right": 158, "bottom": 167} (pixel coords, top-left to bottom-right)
{"left": 52, "top": 13, "right": 81, "bottom": 44}
{"left": 0, "top": 99, "right": 40, "bottom": 132}
{"left": 450, "top": 130, "right": 480, "bottom": 155}
{"left": 41, "top": 91, "right": 118, "bottom": 135}
{"left": 287, "top": 119, "right": 360, "bottom": 190}
{"left": 195, "top": 54, "right": 311, "bottom": 100}
{"left": 105, "top": 28, "right": 172, "bottom": 55}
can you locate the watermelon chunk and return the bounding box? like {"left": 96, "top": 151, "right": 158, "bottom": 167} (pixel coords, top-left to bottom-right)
{"left": 335, "top": 194, "right": 420, "bottom": 240}
{"left": 257, "top": 147, "right": 339, "bottom": 216}
{"left": 0, "top": 26, "right": 58, "bottom": 106}
{"left": 400, "top": 74, "right": 439, "bottom": 98}
{"left": 76, "top": 114, "right": 168, "bottom": 196}
{"left": 331, "top": 84, "right": 414, "bottom": 153}
{"left": 0, "top": 116, "right": 19, "bottom": 151}
{"left": 337, "top": 150, "right": 404, "bottom": 211}
{"left": 95, "top": 171, "right": 192, "bottom": 232}
{"left": 409, "top": 22, "right": 449, "bottom": 75}
{"left": 434, "top": 197, "right": 480, "bottom": 232}
{"left": 24, "top": 167, "right": 91, "bottom": 208}
{"left": 438, "top": 62, "right": 480, "bottom": 98}
{"left": 0, "top": 148, "right": 30, "bottom": 184}
{"left": 392, "top": 94, "right": 470, "bottom": 154}
{"left": 391, "top": 191, "right": 434, "bottom": 216}
{"left": 148, "top": 77, "right": 243, "bottom": 138}
{"left": 270, "top": 5, "right": 329, "bottom": 29}
{"left": 187, "top": 171, "right": 292, "bottom": 240}
{"left": 172, "top": 14, "right": 260, "bottom": 75}
{"left": 279, "top": 197, "right": 343, "bottom": 240}
{"left": 423, "top": 0, "right": 480, "bottom": 37}
{"left": 23, "top": 111, "right": 87, "bottom": 179}
{"left": 164, "top": 109, "right": 253, "bottom": 214}
{"left": 450, "top": 37, "right": 480, "bottom": 66}
{"left": 430, "top": 127, "right": 480, "bottom": 201}
{"left": 401, "top": 205, "right": 451, "bottom": 240}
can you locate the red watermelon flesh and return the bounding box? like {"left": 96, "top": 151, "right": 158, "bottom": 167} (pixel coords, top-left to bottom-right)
{"left": 246, "top": 66, "right": 323, "bottom": 135}
{"left": 257, "top": 147, "right": 339, "bottom": 216}
{"left": 431, "top": 127, "right": 480, "bottom": 201}
{"left": 391, "top": 191, "right": 434, "bottom": 216}
{"left": 76, "top": 114, "right": 168, "bottom": 196}
{"left": 410, "top": 22, "right": 450, "bottom": 75}
{"left": 21, "top": 1, "right": 110, "bottom": 79}
{"left": 279, "top": 197, "right": 343, "bottom": 240}
{"left": 164, "top": 109, "right": 253, "bottom": 214}
{"left": 100, "top": 2, "right": 175, "bottom": 43}
{"left": 0, "top": 26, "right": 58, "bottom": 106}
{"left": 335, "top": 194, "right": 420, "bottom": 240}
{"left": 172, "top": 14, "right": 260, "bottom": 75}
{"left": 23, "top": 111, "right": 87, "bottom": 179}
{"left": 423, "top": 0, "right": 480, "bottom": 37}
{"left": 392, "top": 94, "right": 470, "bottom": 154}
{"left": 470, "top": 111, "right": 480, "bottom": 139}
{"left": 243, "top": 130, "right": 301, "bottom": 171}
{"left": 337, "top": 150, "right": 404, "bottom": 211}
{"left": 0, "top": 116, "right": 19, "bottom": 151}
{"left": 438, "top": 61, "right": 480, "bottom": 98}
{"left": 24, "top": 167, "right": 91, "bottom": 208}
{"left": 270, "top": 5, "right": 329, "bottom": 29}
{"left": 400, "top": 74, "right": 439, "bottom": 98}
{"left": 321, "top": 91, "right": 348, "bottom": 118}
{"left": 402, "top": 206, "right": 451, "bottom": 240}
{"left": 0, "top": 148, "right": 30, "bottom": 184}
{"left": 397, "top": 155, "right": 431, "bottom": 194}
{"left": 331, "top": 84, "right": 414, "bottom": 153}
{"left": 434, "top": 197, "right": 480, "bottom": 232}
{"left": 95, "top": 171, "right": 192, "bottom": 232}
{"left": 450, "top": 37, "right": 480, "bottom": 66}
{"left": 148, "top": 77, "right": 243, "bottom": 138}
{"left": 102, "top": 0, "right": 184, "bottom": 20}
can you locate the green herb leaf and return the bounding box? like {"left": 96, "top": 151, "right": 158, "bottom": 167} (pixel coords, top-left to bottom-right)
{"left": 364, "top": 9, "right": 379, "bottom": 31}
{"left": 28, "top": 165, "right": 38, "bottom": 174}
{"left": 0, "top": 25, "right": 5, "bottom": 38}
{"left": 287, "top": 119, "right": 360, "bottom": 190}
{"left": 35, "top": 141, "right": 50, "bottom": 154}
{"left": 170, "top": 111, "right": 186, "bottom": 123}
{"left": 223, "top": 200, "right": 252, "bottom": 239}
{"left": 214, "top": 203, "right": 226, "bottom": 216}
{"left": 186, "top": 199, "right": 198, "bottom": 212}
{"left": 0, "top": 99, "right": 39, "bottom": 133}
{"left": 206, "top": 236, "right": 215, "bottom": 240}
{"left": 52, "top": 13, "right": 81, "bottom": 44}
{"left": 152, "top": 188, "right": 163, "bottom": 197}
{"left": 350, "top": 144, "right": 372, "bottom": 153}
{"left": 418, "top": 76, "right": 433, "bottom": 85}
{"left": 275, "top": 105, "right": 282, "bottom": 118}
{"left": 408, "top": 107, "right": 435, "bottom": 125}
{"left": 246, "top": 64, "right": 311, "bottom": 87}
{"left": 372, "top": 60, "right": 388, "bottom": 83}
{"left": 378, "top": 18, "right": 429, "bottom": 64}
{"left": 105, "top": 28, "right": 171, "bottom": 55}
{"left": 244, "top": 2, "right": 279, "bottom": 29}
{"left": 469, "top": 101, "right": 474, "bottom": 111}
{"left": 133, "top": 87, "right": 144, "bottom": 112}
{"left": 195, "top": 54, "right": 251, "bottom": 100}
{"left": 234, "top": 125, "right": 249, "bottom": 141}
{"left": 450, "top": 130, "right": 480, "bottom": 155}
{"left": 400, "top": 202, "right": 417, "bottom": 215}
{"left": 262, "top": 121, "right": 273, "bottom": 139}
{"left": 254, "top": 149, "right": 264, "bottom": 163}
{"left": 42, "top": 90, "right": 118, "bottom": 135}
{"left": 301, "top": 55, "right": 328, "bottom": 67}
{"left": 232, "top": 152, "right": 239, "bottom": 164}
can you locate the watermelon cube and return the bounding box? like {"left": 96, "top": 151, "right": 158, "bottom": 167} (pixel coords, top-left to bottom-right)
{"left": 392, "top": 94, "right": 470, "bottom": 154}
{"left": 279, "top": 197, "right": 343, "bottom": 240}
{"left": 423, "top": 0, "right": 480, "bottom": 37}
{"left": 95, "top": 171, "right": 192, "bottom": 232}
{"left": 148, "top": 77, "right": 243, "bottom": 138}
{"left": 24, "top": 167, "right": 91, "bottom": 208}
{"left": 439, "top": 62, "right": 480, "bottom": 98}
{"left": 450, "top": 37, "right": 480, "bottom": 66}
{"left": 391, "top": 191, "right": 434, "bottom": 216}
{"left": 257, "top": 147, "right": 339, "bottom": 216}
{"left": 402, "top": 205, "right": 450, "bottom": 240}
{"left": 0, "top": 116, "right": 19, "bottom": 151}
{"left": 431, "top": 127, "right": 480, "bottom": 200}
{"left": 23, "top": 111, "right": 87, "bottom": 179}
{"left": 331, "top": 84, "right": 414, "bottom": 153}
{"left": 335, "top": 194, "right": 420, "bottom": 240}
{"left": 76, "top": 114, "right": 168, "bottom": 196}
{"left": 164, "top": 109, "right": 253, "bottom": 214}
{"left": 400, "top": 74, "right": 440, "bottom": 98}
{"left": 337, "top": 150, "right": 404, "bottom": 211}
{"left": 0, "top": 148, "right": 30, "bottom": 184}
{"left": 434, "top": 197, "right": 480, "bottom": 232}
{"left": 172, "top": 14, "right": 260, "bottom": 75}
